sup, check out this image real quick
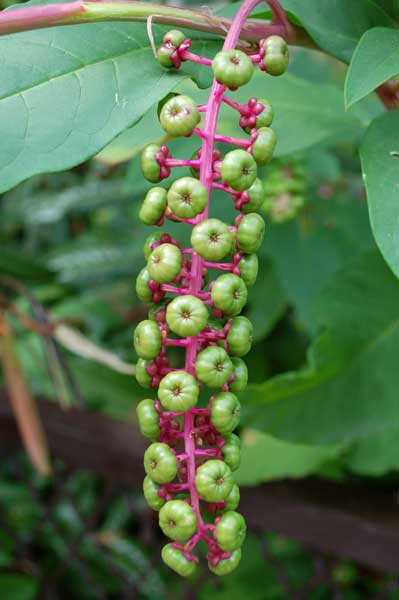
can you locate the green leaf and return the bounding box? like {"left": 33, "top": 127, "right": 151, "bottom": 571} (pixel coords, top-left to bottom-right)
{"left": 241, "top": 250, "right": 399, "bottom": 446}
{"left": 360, "top": 111, "right": 399, "bottom": 279}
{"left": 0, "top": 10, "right": 218, "bottom": 193}
{"left": 0, "top": 247, "right": 53, "bottom": 283}
{"left": 236, "top": 429, "right": 340, "bottom": 485}
{"left": 265, "top": 195, "right": 375, "bottom": 331}
{"left": 344, "top": 425, "right": 399, "bottom": 476}
{"left": 245, "top": 255, "right": 287, "bottom": 343}
{"left": 280, "top": 0, "right": 395, "bottom": 63}
{"left": 345, "top": 28, "right": 399, "bottom": 108}
{"left": 0, "top": 575, "right": 37, "bottom": 600}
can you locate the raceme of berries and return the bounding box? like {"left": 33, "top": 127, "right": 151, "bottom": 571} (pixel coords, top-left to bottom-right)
{"left": 134, "top": 0, "right": 289, "bottom": 578}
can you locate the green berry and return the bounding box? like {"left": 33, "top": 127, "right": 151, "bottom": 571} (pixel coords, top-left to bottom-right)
{"left": 167, "top": 177, "right": 207, "bottom": 219}
{"left": 229, "top": 358, "right": 248, "bottom": 393}
{"left": 136, "top": 267, "right": 152, "bottom": 303}
{"left": 166, "top": 294, "right": 208, "bottom": 337}
{"left": 242, "top": 178, "right": 265, "bottom": 213}
{"left": 212, "top": 50, "right": 254, "bottom": 88}
{"left": 195, "top": 459, "right": 234, "bottom": 502}
{"left": 191, "top": 218, "right": 233, "bottom": 261}
{"left": 135, "top": 358, "right": 152, "bottom": 389}
{"left": 263, "top": 35, "right": 289, "bottom": 76}
{"left": 141, "top": 144, "right": 162, "bottom": 183}
{"left": 226, "top": 316, "right": 253, "bottom": 357}
{"left": 157, "top": 45, "right": 175, "bottom": 69}
{"left": 160, "top": 95, "right": 200, "bottom": 137}
{"left": 238, "top": 254, "right": 258, "bottom": 287}
{"left": 210, "top": 392, "right": 241, "bottom": 434}
{"left": 134, "top": 320, "right": 161, "bottom": 360}
{"left": 209, "top": 549, "right": 242, "bottom": 575}
{"left": 139, "top": 187, "right": 167, "bottom": 225}
{"left": 157, "top": 30, "right": 186, "bottom": 68}
{"left": 211, "top": 273, "right": 248, "bottom": 316}
{"left": 236, "top": 213, "right": 265, "bottom": 253}
{"left": 256, "top": 98, "right": 274, "bottom": 128}
{"left": 216, "top": 511, "right": 246, "bottom": 551}
{"left": 143, "top": 231, "right": 164, "bottom": 260}
{"left": 224, "top": 483, "right": 240, "bottom": 510}
{"left": 221, "top": 149, "right": 257, "bottom": 191}
{"left": 159, "top": 499, "right": 197, "bottom": 542}
{"left": 147, "top": 243, "right": 182, "bottom": 283}
{"left": 251, "top": 127, "right": 276, "bottom": 166}
{"left": 136, "top": 398, "right": 160, "bottom": 439}
{"left": 221, "top": 434, "right": 241, "bottom": 471}
{"left": 195, "top": 346, "right": 233, "bottom": 388}
{"left": 143, "top": 475, "right": 165, "bottom": 511}
{"left": 144, "top": 442, "right": 178, "bottom": 484}
{"left": 162, "top": 543, "right": 197, "bottom": 577}
{"left": 158, "top": 370, "right": 199, "bottom": 411}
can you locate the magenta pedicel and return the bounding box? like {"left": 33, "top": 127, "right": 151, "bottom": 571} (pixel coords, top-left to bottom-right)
{"left": 135, "top": 0, "right": 290, "bottom": 577}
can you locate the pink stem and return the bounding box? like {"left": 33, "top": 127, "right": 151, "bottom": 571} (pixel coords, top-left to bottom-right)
{"left": 180, "top": 0, "right": 267, "bottom": 539}
{"left": 165, "top": 158, "right": 200, "bottom": 168}
{"left": 222, "top": 95, "right": 246, "bottom": 113}
{"left": 203, "top": 260, "right": 234, "bottom": 271}
{"left": 179, "top": 49, "right": 213, "bottom": 66}
{"left": 164, "top": 338, "right": 189, "bottom": 347}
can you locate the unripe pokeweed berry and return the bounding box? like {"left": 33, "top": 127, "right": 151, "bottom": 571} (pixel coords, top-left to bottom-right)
{"left": 195, "top": 346, "right": 233, "bottom": 388}
{"left": 139, "top": 187, "right": 167, "bottom": 225}
{"left": 157, "top": 30, "right": 186, "bottom": 68}
{"left": 166, "top": 295, "right": 208, "bottom": 337}
{"left": 136, "top": 398, "right": 160, "bottom": 439}
{"left": 158, "top": 370, "right": 199, "bottom": 411}
{"left": 221, "top": 433, "right": 241, "bottom": 471}
{"left": 136, "top": 267, "right": 152, "bottom": 303}
{"left": 229, "top": 358, "right": 248, "bottom": 393}
{"left": 191, "top": 218, "right": 233, "bottom": 261}
{"left": 263, "top": 35, "right": 289, "bottom": 76}
{"left": 162, "top": 543, "right": 197, "bottom": 577}
{"left": 216, "top": 511, "right": 246, "bottom": 551}
{"left": 135, "top": 358, "right": 153, "bottom": 389}
{"left": 143, "top": 231, "right": 164, "bottom": 260}
{"left": 224, "top": 483, "right": 240, "bottom": 510}
{"left": 212, "top": 49, "right": 254, "bottom": 88}
{"left": 251, "top": 127, "right": 276, "bottom": 166}
{"left": 237, "top": 254, "right": 258, "bottom": 287}
{"left": 236, "top": 213, "right": 265, "bottom": 253}
{"left": 160, "top": 95, "right": 200, "bottom": 138}
{"left": 159, "top": 499, "right": 197, "bottom": 542}
{"left": 209, "top": 549, "right": 242, "bottom": 576}
{"left": 147, "top": 243, "right": 182, "bottom": 283}
{"left": 134, "top": 320, "right": 161, "bottom": 360}
{"left": 221, "top": 149, "right": 257, "bottom": 191}
{"left": 141, "top": 144, "right": 162, "bottom": 183}
{"left": 211, "top": 273, "right": 248, "bottom": 316}
{"left": 242, "top": 178, "right": 265, "bottom": 213}
{"left": 144, "top": 442, "right": 178, "bottom": 484}
{"left": 210, "top": 392, "right": 241, "bottom": 434}
{"left": 255, "top": 98, "right": 274, "bottom": 129}
{"left": 226, "top": 316, "right": 253, "bottom": 357}
{"left": 167, "top": 177, "right": 208, "bottom": 219}
{"left": 143, "top": 475, "right": 165, "bottom": 511}
{"left": 195, "top": 459, "right": 234, "bottom": 502}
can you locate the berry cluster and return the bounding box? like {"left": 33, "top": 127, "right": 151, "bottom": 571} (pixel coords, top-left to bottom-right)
{"left": 134, "top": 0, "right": 289, "bottom": 578}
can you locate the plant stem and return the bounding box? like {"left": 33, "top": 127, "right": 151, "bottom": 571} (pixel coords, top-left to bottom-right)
{"left": 0, "top": 0, "right": 314, "bottom": 48}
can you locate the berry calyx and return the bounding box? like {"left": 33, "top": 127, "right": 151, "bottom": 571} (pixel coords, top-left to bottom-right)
{"left": 166, "top": 294, "right": 208, "bottom": 337}
{"left": 221, "top": 149, "right": 257, "bottom": 191}
{"left": 147, "top": 243, "right": 182, "bottom": 283}
{"left": 160, "top": 95, "right": 200, "bottom": 137}
{"left": 262, "top": 35, "right": 289, "bottom": 76}
{"left": 212, "top": 49, "right": 254, "bottom": 89}
{"left": 167, "top": 177, "right": 208, "bottom": 219}
{"left": 191, "top": 218, "right": 233, "bottom": 261}
{"left": 158, "top": 370, "right": 199, "bottom": 411}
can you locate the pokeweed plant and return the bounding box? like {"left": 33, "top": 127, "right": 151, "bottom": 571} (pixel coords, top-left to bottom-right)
{"left": 134, "top": 0, "right": 290, "bottom": 577}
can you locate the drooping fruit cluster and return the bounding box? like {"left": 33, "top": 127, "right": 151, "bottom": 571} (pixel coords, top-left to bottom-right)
{"left": 134, "top": 0, "right": 289, "bottom": 578}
